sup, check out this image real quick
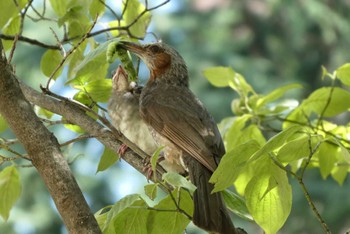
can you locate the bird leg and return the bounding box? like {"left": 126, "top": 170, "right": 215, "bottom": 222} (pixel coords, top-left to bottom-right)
{"left": 117, "top": 143, "right": 129, "bottom": 156}
{"left": 142, "top": 153, "right": 166, "bottom": 180}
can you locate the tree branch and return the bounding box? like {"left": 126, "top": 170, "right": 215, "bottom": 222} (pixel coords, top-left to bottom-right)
{"left": 0, "top": 43, "right": 101, "bottom": 233}
{"left": 19, "top": 81, "right": 166, "bottom": 181}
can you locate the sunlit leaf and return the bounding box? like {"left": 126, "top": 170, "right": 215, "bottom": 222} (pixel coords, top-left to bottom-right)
{"left": 75, "top": 79, "right": 112, "bottom": 103}
{"left": 277, "top": 134, "right": 318, "bottom": 163}
{"left": 162, "top": 172, "right": 196, "bottom": 193}
{"left": 0, "top": 166, "right": 22, "bottom": 221}
{"left": 249, "top": 125, "right": 303, "bottom": 162}
{"left": 222, "top": 189, "right": 252, "bottom": 221}
{"left": 40, "top": 49, "right": 63, "bottom": 79}
{"left": 203, "top": 66, "right": 235, "bottom": 87}
{"left": 68, "top": 40, "right": 88, "bottom": 79}
{"left": 256, "top": 83, "right": 302, "bottom": 108}
{"left": 0, "top": 0, "right": 26, "bottom": 28}
{"left": 67, "top": 40, "right": 113, "bottom": 85}
{"left": 318, "top": 142, "right": 338, "bottom": 179}
{"left": 245, "top": 163, "right": 292, "bottom": 234}
{"left": 331, "top": 164, "right": 349, "bottom": 185}
{"left": 103, "top": 194, "right": 145, "bottom": 232}
{"left": 123, "top": 0, "right": 151, "bottom": 38}
{"left": 336, "top": 63, "right": 350, "bottom": 87}
{"left": 211, "top": 140, "right": 260, "bottom": 192}
{"left": 144, "top": 184, "right": 158, "bottom": 201}
{"left": 96, "top": 147, "right": 119, "bottom": 173}
{"left": 2, "top": 15, "right": 21, "bottom": 50}
{"left": 0, "top": 115, "right": 8, "bottom": 133}
{"left": 112, "top": 200, "right": 149, "bottom": 234}
{"left": 49, "top": 0, "right": 68, "bottom": 17}
{"left": 89, "top": 0, "right": 105, "bottom": 18}
{"left": 147, "top": 189, "right": 192, "bottom": 234}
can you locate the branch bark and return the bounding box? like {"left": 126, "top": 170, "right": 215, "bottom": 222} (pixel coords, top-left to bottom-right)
{"left": 19, "top": 82, "right": 166, "bottom": 181}
{"left": 0, "top": 49, "right": 101, "bottom": 233}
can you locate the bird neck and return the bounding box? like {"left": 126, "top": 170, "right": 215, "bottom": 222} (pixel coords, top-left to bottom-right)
{"left": 148, "top": 63, "right": 189, "bottom": 87}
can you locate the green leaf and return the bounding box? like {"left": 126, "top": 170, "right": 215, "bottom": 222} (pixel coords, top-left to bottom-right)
{"left": 250, "top": 125, "right": 303, "bottom": 162}
{"left": 336, "top": 63, "right": 350, "bottom": 87}
{"left": 147, "top": 188, "right": 192, "bottom": 234}
{"left": 222, "top": 189, "right": 252, "bottom": 221}
{"left": 0, "top": 0, "right": 26, "bottom": 28}
{"left": 144, "top": 184, "right": 158, "bottom": 201}
{"left": 123, "top": 0, "right": 151, "bottom": 38}
{"left": 96, "top": 147, "right": 119, "bottom": 173}
{"left": 211, "top": 140, "right": 260, "bottom": 192}
{"left": 277, "top": 134, "right": 318, "bottom": 163}
{"left": 89, "top": 0, "right": 105, "bottom": 18}
{"left": 0, "top": 166, "right": 22, "bottom": 221}
{"left": 245, "top": 163, "right": 292, "bottom": 234}
{"left": 162, "top": 172, "right": 196, "bottom": 193}
{"left": 2, "top": 15, "right": 21, "bottom": 50}
{"left": 318, "top": 142, "right": 338, "bottom": 179}
{"left": 49, "top": 0, "right": 68, "bottom": 17}
{"left": 75, "top": 79, "right": 112, "bottom": 103}
{"left": 0, "top": 115, "right": 8, "bottom": 133}
{"left": 40, "top": 49, "right": 63, "bottom": 79}
{"left": 150, "top": 146, "right": 164, "bottom": 180}
{"left": 108, "top": 198, "right": 149, "bottom": 234}
{"left": 103, "top": 194, "right": 144, "bottom": 232}
{"left": 95, "top": 206, "right": 112, "bottom": 230}
{"left": 203, "top": 66, "right": 235, "bottom": 87}
{"left": 68, "top": 40, "right": 112, "bottom": 85}
{"left": 68, "top": 40, "right": 88, "bottom": 79}
{"left": 256, "top": 83, "right": 302, "bottom": 108}
{"left": 108, "top": 20, "right": 126, "bottom": 37}
{"left": 331, "top": 164, "right": 349, "bottom": 185}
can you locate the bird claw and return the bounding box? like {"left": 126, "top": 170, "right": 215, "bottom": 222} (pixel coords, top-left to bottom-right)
{"left": 142, "top": 155, "right": 165, "bottom": 181}
{"left": 118, "top": 144, "right": 129, "bottom": 156}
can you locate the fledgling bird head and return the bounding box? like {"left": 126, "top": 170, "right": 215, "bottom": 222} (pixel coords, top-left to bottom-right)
{"left": 112, "top": 65, "right": 129, "bottom": 92}
{"left": 120, "top": 42, "right": 189, "bottom": 87}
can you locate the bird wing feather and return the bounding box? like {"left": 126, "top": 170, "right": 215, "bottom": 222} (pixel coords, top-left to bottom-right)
{"left": 140, "top": 86, "right": 225, "bottom": 172}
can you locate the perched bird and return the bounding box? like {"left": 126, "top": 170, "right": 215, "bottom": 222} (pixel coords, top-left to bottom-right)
{"left": 107, "top": 65, "right": 185, "bottom": 173}
{"left": 120, "top": 41, "right": 240, "bottom": 234}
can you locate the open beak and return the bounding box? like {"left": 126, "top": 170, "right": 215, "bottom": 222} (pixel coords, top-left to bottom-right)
{"left": 119, "top": 41, "right": 146, "bottom": 57}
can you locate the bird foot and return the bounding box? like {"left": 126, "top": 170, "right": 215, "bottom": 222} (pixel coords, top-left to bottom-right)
{"left": 118, "top": 144, "right": 129, "bottom": 156}
{"left": 142, "top": 155, "right": 165, "bottom": 181}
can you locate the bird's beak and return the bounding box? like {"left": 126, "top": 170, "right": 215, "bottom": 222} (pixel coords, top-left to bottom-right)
{"left": 119, "top": 41, "right": 146, "bottom": 57}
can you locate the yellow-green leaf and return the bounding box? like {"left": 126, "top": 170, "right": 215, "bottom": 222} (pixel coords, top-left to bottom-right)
{"left": 162, "top": 172, "right": 196, "bottom": 193}
{"left": 123, "top": 0, "right": 151, "bottom": 38}
{"left": 144, "top": 184, "right": 158, "bottom": 201}
{"left": 0, "top": 115, "right": 8, "bottom": 133}
{"left": 0, "top": 166, "right": 22, "bottom": 221}
{"left": 211, "top": 140, "right": 260, "bottom": 192}
{"left": 245, "top": 165, "right": 292, "bottom": 234}
{"left": 96, "top": 147, "right": 119, "bottom": 173}
{"left": 336, "top": 63, "right": 350, "bottom": 87}
{"left": 147, "top": 188, "right": 192, "bottom": 234}
{"left": 40, "top": 49, "right": 63, "bottom": 79}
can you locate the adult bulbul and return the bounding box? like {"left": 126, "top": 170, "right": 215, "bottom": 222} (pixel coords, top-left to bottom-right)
{"left": 120, "top": 42, "right": 240, "bottom": 234}
{"left": 108, "top": 65, "right": 185, "bottom": 173}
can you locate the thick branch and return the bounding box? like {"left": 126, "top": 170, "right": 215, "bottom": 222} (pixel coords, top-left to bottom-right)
{"left": 0, "top": 54, "right": 101, "bottom": 233}
{"left": 19, "top": 81, "right": 166, "bottom": 181}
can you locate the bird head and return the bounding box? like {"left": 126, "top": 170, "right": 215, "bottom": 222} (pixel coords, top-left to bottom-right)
{"left": 120, "top": 42, "right": 189, "bottom": 87}
{"left": 112, "top": 65, "right": 129, "bottom": 92}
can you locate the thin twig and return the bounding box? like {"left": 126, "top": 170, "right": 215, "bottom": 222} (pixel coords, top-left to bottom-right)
{"left": 8, "top": 34, "right": 19, "bottom": 64}
{"left": 49, "top": 27, "right": 66, "bottom": 56}
{"left": 60, "top": 134, "right": 95, "bottom": 147}
{"left": 46, "top": 16, "right": 98, "bottom": 89}
{"left": 296, "top": 177, "right": 331, "bottom": 233}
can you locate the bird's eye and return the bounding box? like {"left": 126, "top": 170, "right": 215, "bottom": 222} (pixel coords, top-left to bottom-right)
{"left": 149, "top": 45, "right": 161, "bottom": 53}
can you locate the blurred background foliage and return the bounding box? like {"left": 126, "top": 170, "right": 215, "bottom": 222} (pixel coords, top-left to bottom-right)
{"left": 1, "top": 0, "right": 350, "bottom": 233}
